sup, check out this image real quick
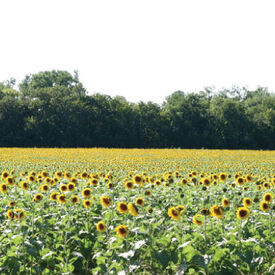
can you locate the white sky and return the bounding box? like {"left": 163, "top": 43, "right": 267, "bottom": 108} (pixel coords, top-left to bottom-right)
{"left": 0, "top": 0, "right": 275, "bottom": 103}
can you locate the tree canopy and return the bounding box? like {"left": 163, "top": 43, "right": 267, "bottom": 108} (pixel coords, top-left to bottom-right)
{"left": 0, "top": 70, "right": 274, "bottom": 149}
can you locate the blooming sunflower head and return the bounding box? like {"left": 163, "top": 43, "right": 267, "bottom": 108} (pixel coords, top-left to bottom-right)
{"left": 14, "top": 209, "right": 26, "bottom": 220}
{"left": 57, "top": 194, "right": 66, "bottom": 204}
{"left": 71, "top": 195, "right": 79, "bottom": 204}
{"left": 243, "top": 197, "right": 252, "bottom": 207}
{"left": 82, "top": 188, "right": 92, "bottom": 198}
{"left": 263, "top": 193, "right": 273, "bottom": 203}
{"left": 222, "top": 198, "right": 230, "bottom": 208}
{"left": 135, "top": 197, "right": 145, "bottom": 206}
{"left": 168, "top": 207, "right": 180, "bottom": 221}
{"left": 201, "top": 208, "right": 210, "bottom": 216}
{"left": 33, "top": 193, "right": 43, "bottom": 202}
{"left": 176, "top": 205, "right": 186, "bottom": 215}
{"left": 133, "top": 174, "right": 143, "bottom": 184}
{"left": 117, "top": 202, "right": 128, "bottom": 214}
{"left": 236, "top": 207, "right": 250, "bottom": 220}
{"left": 59, "top": 184, "right": 68, "bottom": 192}
{"left": 210, "top": 205, "right": 224, "bottom": 219}
{"left": 83, "top": 199, "right": 92, "bottom": 208}
{"left": 115, "top": 225, "right": 129, "bottom": 237}
{"left": 96, "top": 221, "right": 106, "bottom": 232}
{"left": 192, "top": 214, "right": 203, "bottom": 225}
{"left": 128, "top": 203, "right": 138, "bottom": 217}
{"left": 50, "top": 192, "right": 59, "bottom": 201}
{"left": 7, "top": 210, "right": 14, "bottom": 219}
{"left": 100, "top": 196, "right": 112, "bottom": 207}
{"left": 67, "top": 182, "right": 76, "bottom": 191}
{"left": 260, "top": 201, "right": 269, "bottom": 212}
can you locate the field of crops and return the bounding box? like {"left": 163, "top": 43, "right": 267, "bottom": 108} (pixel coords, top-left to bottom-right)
{"left": 0, "top": 148, "right": 274, "bottom": 274}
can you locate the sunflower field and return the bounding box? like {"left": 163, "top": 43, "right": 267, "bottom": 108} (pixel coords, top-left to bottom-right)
{"left": 0, "top": 148, "right": 274, "bottom": 275}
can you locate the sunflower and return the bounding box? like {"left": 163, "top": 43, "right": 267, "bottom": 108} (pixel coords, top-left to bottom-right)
{"left": 59, "top": 184, "right": 68, "bottom": 192}
{"left": 8, "top": 201, "right": 15, "bottom": 207}
{"left": 1, "top": 171, "right": 9, "bottom": 179}
{"left": 83, "top": 199, "right": 92, "bottom": 208}
{"left": 135, "top": 197, "right": 145, "bottom": 206}
{"left": 117, "top": 202, "right": 128, "bottom": 214}
{"left": 192, "top": 214, "right": 203, "bottom": 225}
{"left": 14, "top": 209, "right": 26, "bottom": 220}
{"left": 57, "top": 194, "right": 66, "bottom": 204}
{"left": 20, "top": 181, "right": 29, "bottom": 190}
{"left": 263, "top": 182, "right": 270, "bottom": 188}
{"left": 40, "top": 184, "right": 49, "bottom": 192}
{"left": 201, "top": 208, "right": 210, "bottom": 216}
{"left": 67, "top": 182, "right": 76, "bottom": 191}
{"left": 263, "top": 193, "right": 273, "bottom": 203}
{"left": 176, "top": 205, "right": 186, "bottom": 215}
{"left": 168, "top": 207, "right": 180, "bottom": 221}
{"left": 71, "top": 177, "right": 77, "bottom": 184}
{"left": 260, "top": 201, "right": 269, "bottom": 212}
{"left": 96, "top": 221, "right": 106, "bottom": 232}
{"left": 91, "top": 178, "right": 98, "bottom": 186}
{"left": 0, "top": 183, "right": 8, "bottom": 193}
{"left": 33, "top": 193, "right": 43, "bottom": 202}
{"left": 55, "top": 171, "right": 62, "bottom": 178}
{"left": 155, "top": 180, "right": 161, "bottom": 186}
{"left": 28, "top": 174, "right": 37, "bottom": 183}
{"left": 128, "top": 203, "right": 138, "bottom": 216}
{"left": 116, "top": 225, "right": 129, "bottom": 237}
{"left": 44, "top": 177, "right": 51, "bottom": 184}
{"left": 124, "top": 181, "right": 134, "bottom": 190}
{"left": 236, "top": 207, "right": 250, "bottom": 220}
{"left": 64, "top": 172, "right": 71, "bottom": 180}
{"left": 133, "top": 174, "right": 143, "bottom": 184}
{"left": 41, "top": 171, "right": 49, "bottom": 178}
{"left": 6, "top": 177, "right": 15, "bottom": 185}
{"left": 203, "top": 178, "right": 211, "bottom": 186}
{"left": 50, "top": 192, "right": 59, "bottom": 201}
{"left": 107, "top": 182, "right": 114, "bottom": 189}
{"left": 7, "top": 210, "right": 14, "bottom": 219}
{"left": 219, "top": 173, "right": 227, "bottom": 181}
{"left": 210, "top": 205, "right": 224, "bottom": 219}
{"left": 245, "top": 175, "right": 252, "bottom": 182}
{"left": 82, "top": 188, "right": 92, "bottom": 198}
{"left": 243, "top": 198, "right": 252, "bottom": 207}
{"left": 181, "top": 178, "right": 187, "bottom": 185}
{"left": 71, "top": 195, "right": 79, "bottom": 204}
{"left": 81, "top": 171, "right": 88, "bottom": 179}
{"left": 237, "top": 177, "right": 245, "bottom": 185}
{"left": 100, "top": 196, "right": 112, "bottom": 207}
{"left": 222, "top": 198, "right": 230, "bottom": 208}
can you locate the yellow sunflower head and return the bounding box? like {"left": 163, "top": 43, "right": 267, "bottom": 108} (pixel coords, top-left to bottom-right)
{"left": 263, "top": 193, "right": 273, "bottom": 203}
{"left": 135, "top": 197, "right": 145, "bottom": 206}
{"left": 236, "top": 207, "right": 250, "bottom": 220}
{"left": 168, "top": 207, "right": 180, "bottom": 221}
{"left": 117, "top": 202, "right": 128, "bottom": 214}
{"left": 260, "top": 201, "right": 269, "bottom": 212}
{"left": 128, "top": 203, "right": 138, "bottom": 217}
{"left": 96, "top": 221, "right": 106, "bottom": 232}
{"left": 192, "top": 214, "right": 203, "bottom": 225}
{"left": 115, "top": 225, "right": 129, "bottom": 237}
{"left": 243, "top": 197, "right": 252, "bottom": 207}
{"left": 100, "top": 196, "right": 112, "bottom": 207}
{"left": 210, "top": 205, "right": 224, "bottom": 219}
{"left": 222, "top": 198, "right": 230, "bottom": 208}
{"left": 82, "top": 188, "right": 92, "bottom": 198}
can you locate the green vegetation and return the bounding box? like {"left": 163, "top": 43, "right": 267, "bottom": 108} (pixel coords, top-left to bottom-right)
{"left": 0, "top": 70, "right": 274, "bottom": 148}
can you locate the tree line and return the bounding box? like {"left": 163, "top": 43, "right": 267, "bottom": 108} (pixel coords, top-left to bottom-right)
{"left": 0, "top": 70, "right": 274, "bottom": 149}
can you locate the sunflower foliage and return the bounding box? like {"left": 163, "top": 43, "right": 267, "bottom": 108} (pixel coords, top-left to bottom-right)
{"left": 0, "top": 148, "right": 274, "bottom": 274}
